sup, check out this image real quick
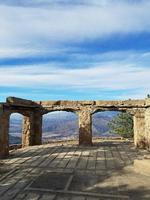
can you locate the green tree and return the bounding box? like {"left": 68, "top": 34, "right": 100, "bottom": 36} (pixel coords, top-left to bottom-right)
{"left": 108, "top": 112, "right": 133, "bottom": 138}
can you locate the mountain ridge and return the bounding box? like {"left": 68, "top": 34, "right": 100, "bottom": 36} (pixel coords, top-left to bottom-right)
{"left": 9, "top": 111, "right": 119, "bottom": 144}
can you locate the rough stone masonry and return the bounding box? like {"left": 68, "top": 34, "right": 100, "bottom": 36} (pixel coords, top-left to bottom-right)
{"left": 0, "top": 96, "right": 150, "bottom": 158}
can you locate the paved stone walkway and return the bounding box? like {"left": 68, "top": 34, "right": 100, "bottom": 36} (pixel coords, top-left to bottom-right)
{"left": 0, "top": 140, "right": 150, "bottom": 200}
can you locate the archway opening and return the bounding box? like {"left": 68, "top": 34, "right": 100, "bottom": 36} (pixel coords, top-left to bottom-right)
{"left": 92, "top": 111, "right": 133, "bottom": 140}
{"left": 42, "top": 111, "right": 78, "bottom": 143}
{"left": 9, "top": 113, "right": 23, "bottom": 146}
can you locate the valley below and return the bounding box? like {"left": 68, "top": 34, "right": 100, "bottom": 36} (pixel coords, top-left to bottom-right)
{"left": 9, "top": 111, "right": 119, "bottom": 144}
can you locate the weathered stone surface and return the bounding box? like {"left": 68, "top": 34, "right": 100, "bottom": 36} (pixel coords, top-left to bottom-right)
{"left": 22, "top": 115, "right": 33, "bottom": 147}
{"left": 145, "top": 98, "right": 150, "bottom": 107}
{"left": 78, "top": 110, "right": 92, "bottom": 145}
{"left": 145, "top": 107, "right": 150, "bottom": 149}
{"left": 133, "top": 111, "right": 146, "bottom": 148}
{"left": 32, "top": 111, "right": 42, "bottom": 145}
{"left": 22, "top": 112, "right": 42, "bottom": 147}
{"left": 95, "top": 100, "right": 145, "bottom": 107}
{"left": 134, "top": 159, "right": 150, "bottom": 176}
{"left": 6, "top": 97, "right": 37, "bottom": 107}
{"left": 38, "top": 100, "right": 61, "bottom": 106}
{"left": 0, "top": 111, "right": 9, "bottom": 158}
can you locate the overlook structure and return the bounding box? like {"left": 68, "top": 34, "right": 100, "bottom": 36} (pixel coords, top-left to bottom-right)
{"left": 0, "top": 96, "right": 150, "bottom": 158}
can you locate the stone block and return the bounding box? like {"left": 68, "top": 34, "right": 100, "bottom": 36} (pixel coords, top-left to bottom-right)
{"left": 6, "top": 97, "right": 36, "bottom": 106}
{"left": 59, "top": 101, "right": 78, "bottom": 106}
{"left": 80, "top": 101, "right": 95, "bottom": 105}
{"left": 39, "top": 101, "right": 59, "bottom": 106}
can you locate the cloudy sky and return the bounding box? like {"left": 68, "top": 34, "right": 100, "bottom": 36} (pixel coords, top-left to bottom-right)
{"left": 0, "top": 0, "right": 150, "bottom": 101}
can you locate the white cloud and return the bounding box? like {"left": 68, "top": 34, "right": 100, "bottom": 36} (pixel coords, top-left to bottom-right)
{"left": 0, "top": 63, "right": 149, "bottom": 93}
{"left": 0, "top": 1, "right": 149, "bottom": 101}
{"left": 0, "top": 1, "right": 150, "bottom": 56}
{"left": 0, "top": 0, "right": 146, "bottom": 7}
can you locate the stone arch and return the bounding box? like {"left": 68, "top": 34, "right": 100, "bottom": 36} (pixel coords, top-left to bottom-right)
{"left": 5, "top": 110, "right": 40, "bottom": 147}
{"left": 42, "top": 110, "right": 79, "bottom": 144}
{"left": 0, "top": 109, "right": 26, "bottom": 158}
{"left": 0, "top": 109, "right": 42, "bottom": 153}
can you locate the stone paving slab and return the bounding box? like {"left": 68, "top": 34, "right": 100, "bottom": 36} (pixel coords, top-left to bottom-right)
{"left": 0, "top": 140, "right": 150, "bottom": 200}
{"left": 134, "top": 159, "right": 150, "bottom": 176}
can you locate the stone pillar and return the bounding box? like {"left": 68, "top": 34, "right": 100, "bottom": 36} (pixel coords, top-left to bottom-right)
{"left": 32, "top": 111, "right": 42, "bottom": 145}
{"left": 78, "top": 109, "right": 92, "bottom": 145}
{"left": 145, "top": 107, "right": 150, "bottom": 149}
{"left": 22, "top": 111, "right": 42, "bottom": 147}
{"left": 133, "top": 111, "right": 146, "bottom": 148}
{"left": 0, "top": 109, "right": 9, "bottom": 158}
{"left": 22, "top": 115, "right": 33, "bottom": 147}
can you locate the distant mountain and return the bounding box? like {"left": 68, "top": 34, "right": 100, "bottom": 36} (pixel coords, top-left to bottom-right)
{"left": 9, "top": 134, "right": 21, "bottom": 145}
{"left": 92, "top": 111, "right": 119, "bottom": 137}
{"left": 9, "top": 111, "right": 119, "bottom": 144}
{"left": 9, "top": 118, "right": 22, "bottom": 133}
{"left": 9, "top": 117, "right": 22, "bottom": 144}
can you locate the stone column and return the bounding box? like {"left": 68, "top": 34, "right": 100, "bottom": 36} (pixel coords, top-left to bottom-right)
{"left": 78, "top": 109, "right": 92, "bottom": 145}
{"left": 22, "top": 114, "right": 33, "bottom": 147}
{"left": 133, "top": 111, "right": 146, "bottom": 148}
{"left": 32, "top": 111, "right": 42, "bottom": 145}
{"left": 0, "top": 109, "right": 9, "bottom": 158}
{"left": 22, "top": 111, "right": 42, "bottom": 147}
{"left": 145, "top": 107, "right": 150, "bottom": 149}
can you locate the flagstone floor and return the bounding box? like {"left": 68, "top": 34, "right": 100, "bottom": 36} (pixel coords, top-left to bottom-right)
{"left": 0, "top": 139, "right": 150, "bottom": 200}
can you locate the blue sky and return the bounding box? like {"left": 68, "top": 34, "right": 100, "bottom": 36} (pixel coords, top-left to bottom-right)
{"left": 0, "top": 0, "right": 150, "bottom": 101}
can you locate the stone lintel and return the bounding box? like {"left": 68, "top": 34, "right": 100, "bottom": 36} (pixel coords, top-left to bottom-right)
{"left": 36, "top": 101, "right": 61, "bottom": 106}
{"left": 7, "top": 96, "right": 37, "bottom": 107}
{"left": 79, "top": 101, "right": 95, "bottom": 105}
{"left": 37, "top": 100, "right": 96, "bottom": 107}
{"left": 32, "top": 99, "right": 147, "bottom": 109}
{"left": 95, "top": 100, "right": 145, "bottom": 107}
{"left": 5, "top": 98, "right": 146, "bottom": 108}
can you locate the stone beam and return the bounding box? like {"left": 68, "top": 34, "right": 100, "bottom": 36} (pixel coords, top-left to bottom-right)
{"left": 6, "top": 96, "right": 37, "bottom": 107}
{"left": 36, "top": 99, "right": 146, "bottom": 108}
